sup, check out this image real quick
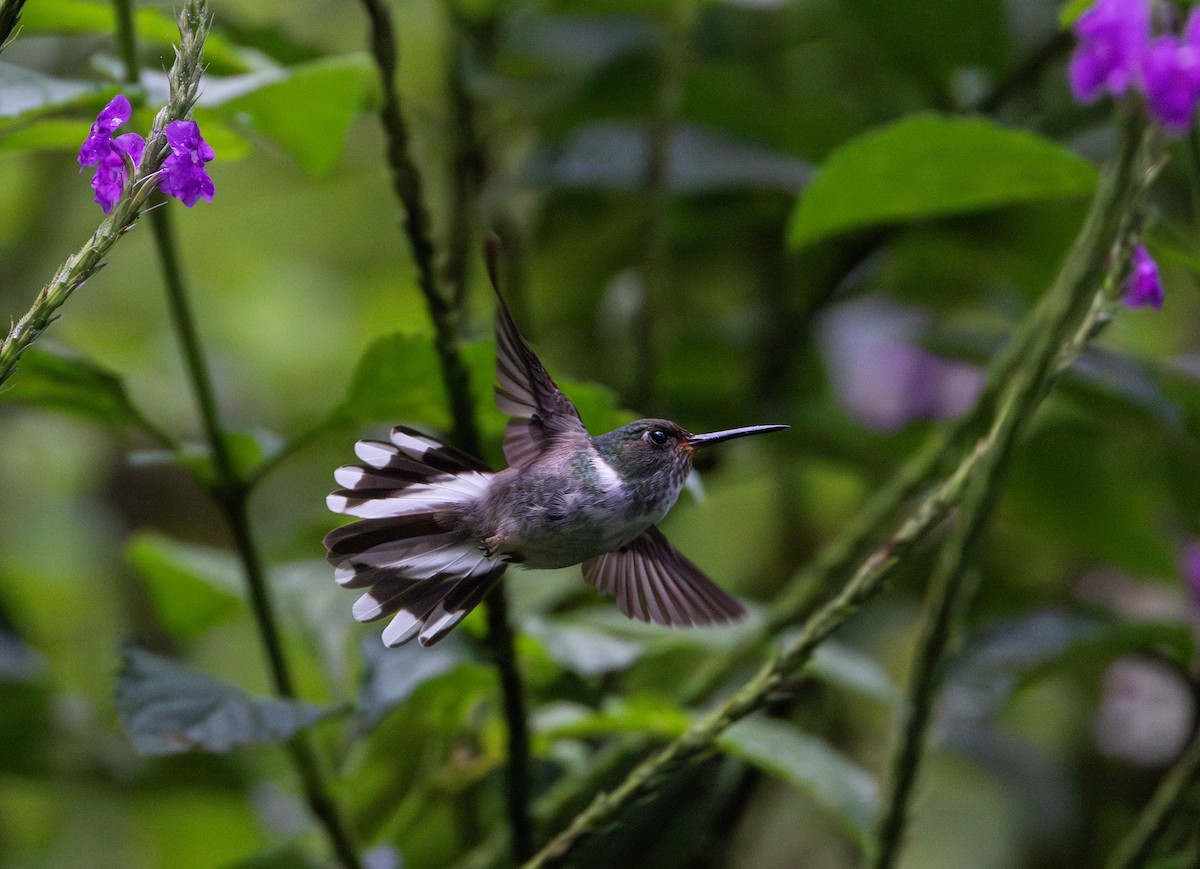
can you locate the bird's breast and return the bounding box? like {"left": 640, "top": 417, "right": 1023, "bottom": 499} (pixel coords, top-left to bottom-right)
{"left": 472, "top": 452, "right": 671, "bottom": 569}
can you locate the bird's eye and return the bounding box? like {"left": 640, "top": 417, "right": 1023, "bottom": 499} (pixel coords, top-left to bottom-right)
{"left": 647, "top": 429, "right": 670, "bottom": 446}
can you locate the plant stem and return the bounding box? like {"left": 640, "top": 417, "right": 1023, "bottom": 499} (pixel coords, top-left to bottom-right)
{"left": 146, "top": 166, "right": 363, "bottom": 869}
{"left": 1108, "top": 717, "right": 1200, "bottom": 869}
{"left": 358, "top": 0, "right": 533, "bottom": 859}
{"left": 110, "top": 3, "right": 361, "bottom": 865}
{"left": 522, "top": 105, "right": 1154, "bottom": 869}
{"left": 0, "top": 0, "right": 206, "bottom": 391}
{"left": 630, "top": 2, "right": 693, "bottom": 412}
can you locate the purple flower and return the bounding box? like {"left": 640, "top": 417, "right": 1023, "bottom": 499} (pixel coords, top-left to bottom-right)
{"left": 1141, "top": 10, "right": 1200, "bottom": 133}
{"left": 1069, "top": 0, "right": 1151, "bottom": 102}
{"left": 77, "top": 94, "right": 133, "bottom": 167}
{"left": 90, "top": 133, "right": 146, "bottom": 213}
{"left": 157, "top": 120, "right": 215, "bottom": 207}
{"left": 1124, "top": 244, "right": 1164, "bottom": 309}
{"left": 78, "top": 95, "right": 146, "bottom": 213}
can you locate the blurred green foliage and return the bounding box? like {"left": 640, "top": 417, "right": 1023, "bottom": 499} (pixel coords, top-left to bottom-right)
{"left": 1, "top": 0, "right": 1199, "bottom": 867}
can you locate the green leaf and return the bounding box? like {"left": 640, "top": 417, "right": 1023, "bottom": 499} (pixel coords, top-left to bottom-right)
{"left": 217, "top": 55, "right": 374, "bottom": 176}
{"left": 116, "top": 645, "right": 333, "bottom": 755}
{"left": 0, "top": 62, "right": 94, "bottom": 119}
{"left": 330, "top": 332, "right": 450, "bottom": 431}
{"left": 720, "top": 718, "right": 878, "bottom": 846}
{"left": 0, "top": 117, "right": 87, "bottom": 151}
{"left": 125, "top": 533, "right": 243, "bottom": 640}
{"left": 788, "top": 114, "right": 1098, "bottom": 250}
{"left": 0, "top": 347, "right": 159, "bottom": 433}
{"left": 523, "top": 617, "right": 643, "bottom": 677}
{"left": 20, "top": 1, "right": 246, "bottom": 72}
{"left": 356, "top": 637, "right": 472, "bottom": 731}
{"left": 806, "top": 641, "right": 900, "bottom": 704}
{"left": 535, "top": 694, "right": 691, "bottom": 741}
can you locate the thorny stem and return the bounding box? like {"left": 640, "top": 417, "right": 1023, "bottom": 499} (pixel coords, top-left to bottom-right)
{"left": 111, "top": 2, "right": 361, "bottom": 866}
{"left": 521, "top": 105, "right": 1156, "bottom": 869}
{"left": 358, "top": 0, "right": 534, "bottom": 860}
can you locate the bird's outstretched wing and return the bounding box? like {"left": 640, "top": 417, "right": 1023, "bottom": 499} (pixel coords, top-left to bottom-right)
{"left": 582, "top": 526, "right": 747, "bottom": 626}
{"left": 493, "top": 291, "right": 590, "bottom": 468}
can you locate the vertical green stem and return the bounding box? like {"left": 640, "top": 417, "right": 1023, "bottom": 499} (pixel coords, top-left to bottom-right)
{"left": 630, "top": 1, "right": 693, "bottom": 411}
{"left": 110, "top": 2, "right": 361, "bottom": 865}
{"left": 357, "top": 0, "right": 533, "bottom": 859}
{"left": 147, "top": 185, "right": 363, "bottom": 869}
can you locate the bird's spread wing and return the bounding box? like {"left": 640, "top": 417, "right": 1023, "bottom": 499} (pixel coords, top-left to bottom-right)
{"left": 494, "top": 292, "right": 589, "bottom": 468}
{"left": 582, "top": 526, "right": 746, "bottom": 626}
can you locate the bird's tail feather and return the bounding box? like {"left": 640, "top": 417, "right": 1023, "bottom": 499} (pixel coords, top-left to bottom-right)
{"left": 324, "top": 426, "right": 503, "bottom": 647}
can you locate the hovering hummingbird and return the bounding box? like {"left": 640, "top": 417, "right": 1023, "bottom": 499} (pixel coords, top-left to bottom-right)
{"left": 324, "top": 288, "right": 788, "bottom": 648}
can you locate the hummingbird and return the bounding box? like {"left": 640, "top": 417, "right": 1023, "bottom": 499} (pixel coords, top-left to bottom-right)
{"left": 324, "top": 288, "right": 788, "bottom": 648}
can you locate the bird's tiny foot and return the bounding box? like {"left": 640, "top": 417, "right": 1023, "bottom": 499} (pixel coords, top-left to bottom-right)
{"left": 481, "top": 533, "right": 507, "bottom": 558}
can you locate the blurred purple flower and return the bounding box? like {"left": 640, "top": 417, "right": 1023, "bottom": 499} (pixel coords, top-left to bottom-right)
{"left": 1069, "top": 0, "right": 1151, "bottom": 102}
{"left": 90, "top": 133, "right": 145, "bottom": 214}
{"left": 158, "top": 120, "right": 215, "bottom": 207}
{"left": 1142, "top": 11, "right": 1200, "bottom": 134}
{"left": 818, "top": 299, "right": 985, "bottom": 432}
{"left": 1124, "top": 244, "right": 1164, "bottom": 309}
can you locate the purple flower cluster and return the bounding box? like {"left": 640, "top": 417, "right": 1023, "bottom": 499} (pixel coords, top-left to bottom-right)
{"left": 1070, "top": 0, "right": 1200, "bottom": 134}
{"left": 77, "top": 94, "right": 215, "bottom": 213}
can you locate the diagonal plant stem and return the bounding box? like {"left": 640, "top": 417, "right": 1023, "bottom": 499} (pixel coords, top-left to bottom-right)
{"left": 871, "top": 178, "right": 1150, "bottom": 868}
{"left": 357, "top": 0, "right": 534, "bottom": 860}
{"left": 0, "top": 0, "right": 26, "bottom": 52}
{"left": 109, "top": 2, "right": 361, "bottom": 867}
{"left": 1108, "top": 712, "right": 1200, "bottom": 869}
{"left": 0, "top": 5, "right": 203, "bottom": 391}
{"left": 522, "top": 105, "right": 1154, "bottom": 869}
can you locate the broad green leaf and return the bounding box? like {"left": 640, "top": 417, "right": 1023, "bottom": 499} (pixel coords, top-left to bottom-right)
{"left": 330, "top": 332, "right": 450, "bottom": 430}
{"left": 720, "top": 717, "right": 878, "bottom": 846}
{"left": 0, "top": 347, "right": 160, "bottom": 433}
{"left": 116, "top": 645, "right": 333, "bottom": 755}
{"left": 356, "top": 637, "right": 471, "bottom": 731}
{"left": 218, "top": 55, "right": 374, "bottom": 176}
{"left": 0, "top": 117, "right": 87, "bottom": 151}
{"left": 0, "top": 62, "right": 94, "bottom": 119}
{"left": 535, "top": 694, "right": 691, "bottom": 741}
{"left": 20, "top": 1, "right": 246, "bottom": 72}
{"left": 522, "top": 617, "right": 643, "bottom": 677}
{"left": 125, "top": 533, "right": 243, "bottom": 640}
{"left": 806, "top": 641, "right": 900, "bottom": 704}
{"left": 788, "top": 114, "right": 1097, "bottom": 250}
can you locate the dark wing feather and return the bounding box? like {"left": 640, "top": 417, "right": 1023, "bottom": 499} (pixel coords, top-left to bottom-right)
{"left": 493, "top": 292, "right": 589, "bottom": 468}
{"left": 582, "top": 526, "right": 747, "bottom": 627}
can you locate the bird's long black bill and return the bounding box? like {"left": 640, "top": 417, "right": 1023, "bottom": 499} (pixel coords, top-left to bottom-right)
{"left": 687, "top": 424, "right": 788, "bottom": 449}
